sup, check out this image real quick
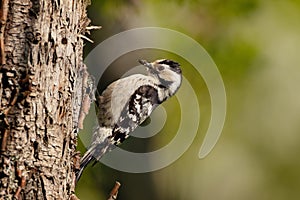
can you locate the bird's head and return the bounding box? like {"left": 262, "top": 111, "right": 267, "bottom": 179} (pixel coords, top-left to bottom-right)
{"left": 139, "top": 59, "right": 182, "bottom": 96}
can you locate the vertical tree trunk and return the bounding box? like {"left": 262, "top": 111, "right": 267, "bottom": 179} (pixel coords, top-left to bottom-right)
{"left": 0, "top": 0, "right": 89, "bottom": 199}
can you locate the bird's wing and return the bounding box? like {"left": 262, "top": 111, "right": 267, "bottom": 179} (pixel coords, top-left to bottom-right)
{"left": 110, "top": 85, "right": 160, "bottom": 145}
{"left": 95, "top": 74, "right": 157, "bottom": 128}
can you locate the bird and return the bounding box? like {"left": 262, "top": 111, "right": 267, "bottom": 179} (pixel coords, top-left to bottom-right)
{"left": 76, "top": 59, "right": 182, "bottom": 182}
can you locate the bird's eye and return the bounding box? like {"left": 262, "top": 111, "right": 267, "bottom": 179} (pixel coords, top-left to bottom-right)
{"left": 157, "top": 65, "right": 164, "bottom": 71}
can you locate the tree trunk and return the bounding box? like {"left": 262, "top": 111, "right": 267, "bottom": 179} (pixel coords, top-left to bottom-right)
{"left": 0, "top": 0, "right": 89, "bottom": 199}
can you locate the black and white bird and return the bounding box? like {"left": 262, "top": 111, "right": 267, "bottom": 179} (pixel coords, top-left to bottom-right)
{"left": 76, "top": 59, "right": 182, "bottom": 182}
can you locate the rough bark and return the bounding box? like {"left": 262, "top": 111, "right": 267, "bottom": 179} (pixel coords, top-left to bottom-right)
{"left": 0, "top": 0, "right": 90, "bottom": 199}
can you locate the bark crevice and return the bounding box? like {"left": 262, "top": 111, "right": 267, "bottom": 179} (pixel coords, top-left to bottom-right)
{"left": 0, "top": 0, "right": 89, "bottom": 199}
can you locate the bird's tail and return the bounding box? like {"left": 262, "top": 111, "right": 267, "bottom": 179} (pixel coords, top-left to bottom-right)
{"left": 75, "top": 145, "right": 96, "bottom": 183}
{"left": 75, "top": 138, "right": 115, "bottom": 183}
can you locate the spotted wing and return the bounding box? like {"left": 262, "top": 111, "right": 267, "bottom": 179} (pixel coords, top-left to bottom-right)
{"left": 110, "top": 85, "right": 160, "bottom": 145}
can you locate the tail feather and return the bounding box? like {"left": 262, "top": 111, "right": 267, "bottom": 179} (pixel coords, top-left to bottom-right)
{"left": 76, "top": 147, "right": 96, "bottom": 182}
{"left": 75, "top": 138, "right": 115, "bottom": 183}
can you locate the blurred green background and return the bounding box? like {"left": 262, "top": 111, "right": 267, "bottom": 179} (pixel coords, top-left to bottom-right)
{"left": 76, "top": 0, "right": 300, "bottom": 199}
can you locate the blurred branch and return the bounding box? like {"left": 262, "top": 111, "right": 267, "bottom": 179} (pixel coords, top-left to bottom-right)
{"left": 69, "top": 194, "right": 80, "bottom": 200}
{"left": 107, "top": 181, "right": 121, "bottom": 200}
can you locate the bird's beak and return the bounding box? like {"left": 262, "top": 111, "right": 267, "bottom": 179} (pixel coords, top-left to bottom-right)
{"left": 138, "top": 59, "right": 152, "bottom": 69}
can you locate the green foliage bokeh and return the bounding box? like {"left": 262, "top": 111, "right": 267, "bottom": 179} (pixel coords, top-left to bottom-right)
{"left": 76, "top": 1, "right": 300, "bottom": 199}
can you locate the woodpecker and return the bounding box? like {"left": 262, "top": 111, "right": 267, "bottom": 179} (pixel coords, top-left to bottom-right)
{"left": 76, "top": 59, "right": 182, "bottom": 182}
